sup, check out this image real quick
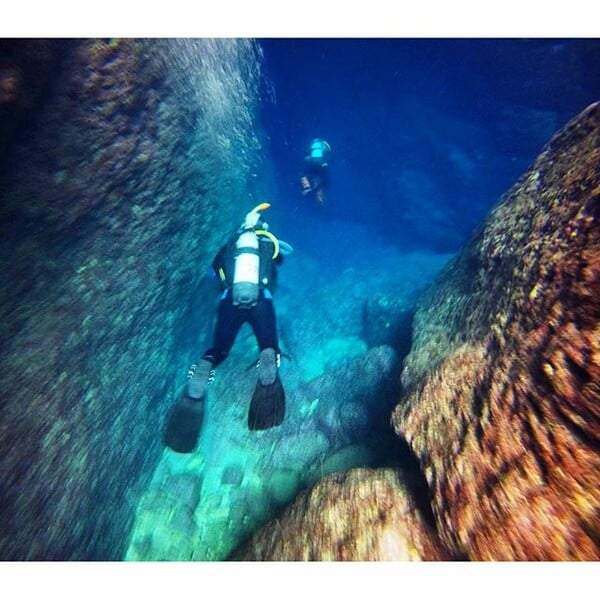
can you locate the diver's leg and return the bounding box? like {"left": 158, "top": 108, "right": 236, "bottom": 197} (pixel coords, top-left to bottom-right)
{"left": 248, "top": 290, "right": 280, "bottom": 355}
{"left": 186, "top": 292, "right": 242, "bottom": 399}
{"left": 165, "top": 292, "right": 247, "bottom": 453}
{"left": 247, "top": 291, "right": 285, "bottom": 430}
{"left": 205, "top": 291, "right": 245, "bottom": 364}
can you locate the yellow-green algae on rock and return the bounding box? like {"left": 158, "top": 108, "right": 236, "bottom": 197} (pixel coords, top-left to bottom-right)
{"left": 394, "top": 102, "right": 600, "bottom": 560}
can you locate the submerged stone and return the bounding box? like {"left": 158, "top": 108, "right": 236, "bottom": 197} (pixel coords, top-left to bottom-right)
{"left": 265, "top": 470, "right": 301, "bottom": 506}
{"left": 393, "top": 102, "right": 600, "bottom": 560}
{"left": 270, "top": 431, "right": 331, "bottom": 472}
{"left": 164, "top": 473, "right": 202, "bottom": 512}
{"left": 231, "top": 468, "right": 455, "bottom": 561}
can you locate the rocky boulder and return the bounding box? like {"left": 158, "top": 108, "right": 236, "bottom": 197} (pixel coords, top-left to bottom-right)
{"left": 362, "top": 292, "right": 415, "bottom": 357}
{"left": 393, "top": 102, "right": 600, "bottom": 560}
{"left": 231, "top": 467, "right": 456, "bottom": 561}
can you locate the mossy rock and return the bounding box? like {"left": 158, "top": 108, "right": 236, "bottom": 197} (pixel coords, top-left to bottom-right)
{"left": 301, "top": 336, "right": 368, "bottom": 381}
{"left": 306, "top": 444, "right": 376, "bottom": 487}
{"left": 270, "top": 431, "right": 331, "bottom": 472}
{"left": 266, "top": 469, "right": 302, "bottom": 506}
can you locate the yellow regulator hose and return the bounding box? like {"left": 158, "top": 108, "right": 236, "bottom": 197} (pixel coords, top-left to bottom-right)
{"left": 251, "top": 202, "right": 271, "bottom": 213}
{"left": 255, "top": 229, "right": 280, "bottom": 259}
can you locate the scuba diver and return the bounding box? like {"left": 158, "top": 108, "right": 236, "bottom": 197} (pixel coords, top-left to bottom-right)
{"left": 164, "top": 203, "right": 292, "bottom": 453}
{"left": 300, "top": 138, "right": 331, "bottom": 204}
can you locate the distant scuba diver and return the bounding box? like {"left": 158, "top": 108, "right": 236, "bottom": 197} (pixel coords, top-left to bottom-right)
{"left": 163, "top": 202, "right": 293, "bottom": 453}
{"left": 300, "top": 138, "right": 331, "bottom": 204}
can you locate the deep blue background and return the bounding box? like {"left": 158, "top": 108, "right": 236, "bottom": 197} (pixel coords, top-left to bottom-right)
{"left": 257, "top": 39, "right": 600, "bottom": 253}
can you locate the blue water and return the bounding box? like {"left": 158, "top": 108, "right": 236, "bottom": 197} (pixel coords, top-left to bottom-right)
{"left": 257, "top": 38, "right": 599, "bottom": 254}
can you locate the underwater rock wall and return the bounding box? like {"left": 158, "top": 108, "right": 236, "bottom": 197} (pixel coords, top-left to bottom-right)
{"left": 394, "top": 102, "right": 600, "bottom": 560}
{"left": 0, "top": 39, "right": 264, "bottom": 559}
{"left": 0, "top": 39, "right": 68, "bottom": 161}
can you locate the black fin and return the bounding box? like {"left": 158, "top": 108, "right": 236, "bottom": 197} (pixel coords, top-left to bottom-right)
{"left": 163, "top": 399, "right": 204, "bottom": 453}
{"left": 248, "top": 375, "right": 285, "bottom": 431}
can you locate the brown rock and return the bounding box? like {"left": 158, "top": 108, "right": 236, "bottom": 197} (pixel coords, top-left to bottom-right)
{"left": 393, "top": 102, "right": 600, "bottom": 560}
{"left": 232, "top": 467, "right": 455, "bottom": 561}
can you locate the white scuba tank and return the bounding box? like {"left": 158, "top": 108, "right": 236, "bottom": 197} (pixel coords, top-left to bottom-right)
{"left": 232, "top": 230, "right": 260, "bottom": 307}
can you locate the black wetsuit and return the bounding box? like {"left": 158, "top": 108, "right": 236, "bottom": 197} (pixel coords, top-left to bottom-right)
{"left": 202, "top": 231, "right": 283, "bottom": 366}
{"left": 303, "top": 157, "right": 329, "bottom": 194}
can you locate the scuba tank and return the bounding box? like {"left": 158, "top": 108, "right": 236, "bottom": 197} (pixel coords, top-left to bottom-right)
{"left": 310, "top": 139, "right": 324, "bottom": 159}
{"left": 309, "top": 139, "right": 331, "bottom": 162}
{"left": 232, "top": 229, "right": 260, "bottom": 307}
